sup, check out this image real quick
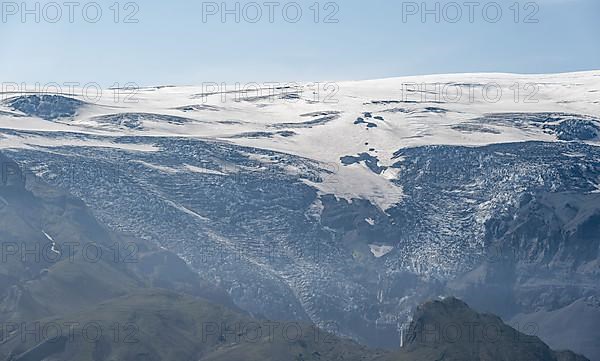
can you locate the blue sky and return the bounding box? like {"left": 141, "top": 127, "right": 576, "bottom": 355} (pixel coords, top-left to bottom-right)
{"left": 0, "top": 0, "right": 598, "bottom": 86}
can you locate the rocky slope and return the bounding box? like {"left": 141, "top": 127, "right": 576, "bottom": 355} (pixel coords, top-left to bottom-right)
{"left": 389, "top": 297, "right": 589, "bottom": 361}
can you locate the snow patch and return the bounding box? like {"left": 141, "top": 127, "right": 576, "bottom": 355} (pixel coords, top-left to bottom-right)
{"left": 131, "top": 160, "right": 178, "bottom": 173}
{"left": 369, "top": 244, "right": 394, "bottom": 258}
{"left": 42, "top": 231, "right": 61, "bottom": 255}
{"left": 184, "top": 164, "right": 227, "bottom": 176}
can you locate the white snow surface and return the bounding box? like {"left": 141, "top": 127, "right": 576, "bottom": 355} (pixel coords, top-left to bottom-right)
{"left": 1, "top": 71, "right": 599, "bottom": 210}
{"left": 42, "top": 231, "right": 61, "bottom": 255}
{"left": 369, "top": 244, "right": 394, "bottom": 258}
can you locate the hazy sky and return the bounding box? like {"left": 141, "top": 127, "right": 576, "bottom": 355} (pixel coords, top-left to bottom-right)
{"left": 0, "top": 0, "right": 598, "bottom": 86}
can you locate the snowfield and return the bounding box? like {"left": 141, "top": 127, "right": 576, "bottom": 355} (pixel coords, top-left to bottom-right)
{"left": 1, "top": 71, "right": 599, "bottom": 209}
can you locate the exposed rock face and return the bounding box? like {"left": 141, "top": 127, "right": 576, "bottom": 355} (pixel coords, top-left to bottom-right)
{"left": 91, "top": 113, "right": 193, "bottom": 130}
{"left": 396, "top": 297, "right": 590, "bottom": 361}
{"left": 473, "top": 113, "right": 600, "bottom": 141}
{"left": 4, "top": 95, "right": 85, "bottom": 120}
{"left": 0, "top": 152, "right": 25, "bottom": 188}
